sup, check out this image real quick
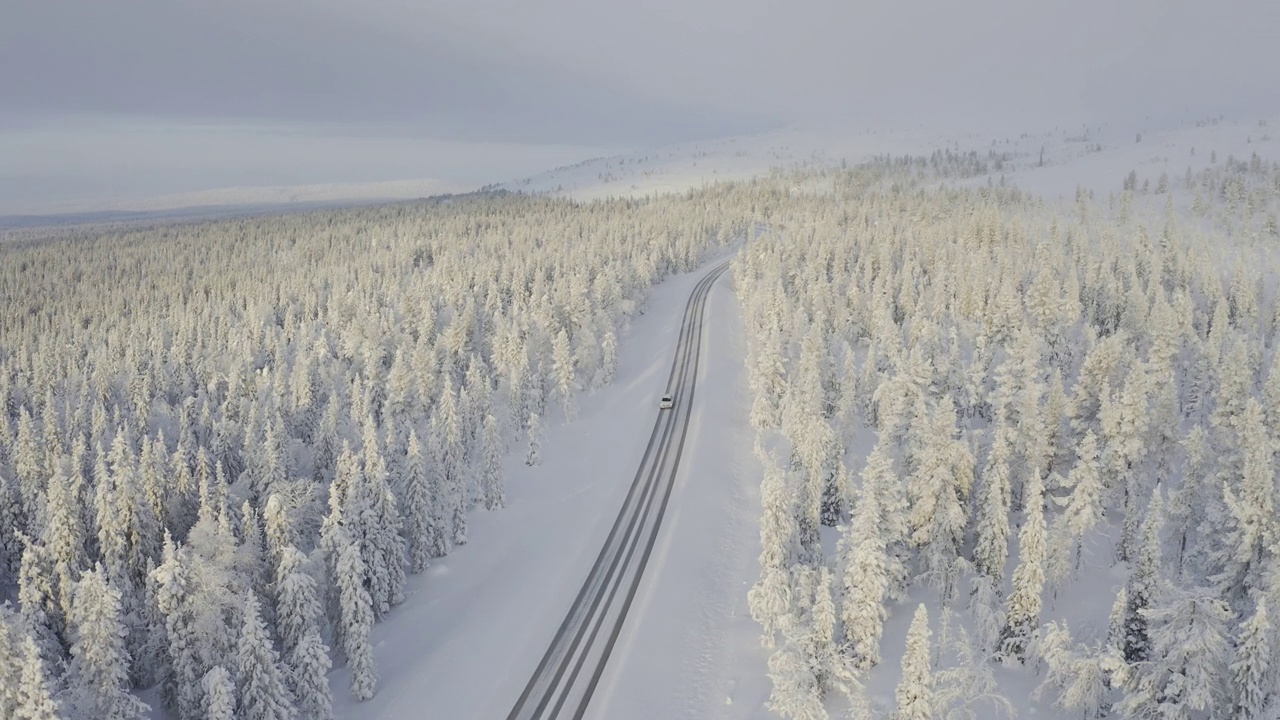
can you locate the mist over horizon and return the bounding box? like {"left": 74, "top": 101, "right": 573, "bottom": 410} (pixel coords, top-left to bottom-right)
{"left": 3, "top": 0, "right": 1278, "bottom": 214}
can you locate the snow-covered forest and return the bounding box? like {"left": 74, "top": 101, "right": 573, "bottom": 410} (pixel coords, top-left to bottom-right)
{"left": 0, "top": 193, "right": 743, "bottom": 719}
{"left": 4, "top": 134, "right": 1280, "bottom": 719}
{"left": 738, "top": 153, "right": 1280, "bottom": 718}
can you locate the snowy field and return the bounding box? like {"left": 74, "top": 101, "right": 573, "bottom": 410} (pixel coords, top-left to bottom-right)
{"left": 499, "top": 113, "right": 1279, "bottom": 205}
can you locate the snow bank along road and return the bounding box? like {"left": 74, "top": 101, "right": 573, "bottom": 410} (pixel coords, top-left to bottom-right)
{"left": 506, "top": 259, "right": 733, "bottom": 720}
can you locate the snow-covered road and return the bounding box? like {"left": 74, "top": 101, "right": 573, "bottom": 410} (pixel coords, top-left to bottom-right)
{"left": 506, "top": 260, "right": 731, "bottom": 720}
{"left": 333, "top": 253, "right": 772, "bottom": 719}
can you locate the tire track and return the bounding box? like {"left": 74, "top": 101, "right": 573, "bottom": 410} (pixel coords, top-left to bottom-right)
{"left": 506, "top": 259, "right": 730, "bottom": 720}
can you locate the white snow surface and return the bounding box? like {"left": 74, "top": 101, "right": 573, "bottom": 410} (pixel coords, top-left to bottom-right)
{"left": 331, "top": 256, "right": 770, "bottom": 719}
{"left": 499, "top": 113, "right": 1280, "bottom": 204}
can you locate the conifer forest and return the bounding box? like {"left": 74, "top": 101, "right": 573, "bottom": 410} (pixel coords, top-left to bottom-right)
{"left": 4, "top": 143, "right": 1280, "bottom": 720}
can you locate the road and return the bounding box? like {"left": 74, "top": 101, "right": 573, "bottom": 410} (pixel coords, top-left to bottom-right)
{"left": 506, "top": 258, "right": 732, "bottom": 720}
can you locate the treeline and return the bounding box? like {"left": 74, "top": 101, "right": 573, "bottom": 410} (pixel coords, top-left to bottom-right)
{"left": 0, "top": 192, "right": 746, "bottom": 719}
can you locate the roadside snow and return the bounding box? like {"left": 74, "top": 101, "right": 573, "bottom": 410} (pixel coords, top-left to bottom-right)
{"left": 331, "top": 255, "right": 756, "bottom": 719}
{"left": 587, "top": 263, "right": 773, "bottom": 720}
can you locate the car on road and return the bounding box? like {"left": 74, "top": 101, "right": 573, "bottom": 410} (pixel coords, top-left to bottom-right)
{"left": 659, "top": 393, "right": 674, "bottom": 409}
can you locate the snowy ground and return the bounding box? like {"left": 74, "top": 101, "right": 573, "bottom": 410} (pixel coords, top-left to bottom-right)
{"left": 498, "top": 113, "right": 1279, "bottom": 204}
{"left": 330, "top": 253, "right": 771, "bottom": 719}
{"left": 587, "top": 263, "right": 772, "bottom": 720}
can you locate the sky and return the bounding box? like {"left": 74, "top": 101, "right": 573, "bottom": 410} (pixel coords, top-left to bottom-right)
{"left": 2, "top": 0, "right": 1278, "bottom": 214}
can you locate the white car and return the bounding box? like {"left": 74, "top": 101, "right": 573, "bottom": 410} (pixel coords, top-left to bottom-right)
{"left": 659, "top": 393, "right": 674, "bottom": 409}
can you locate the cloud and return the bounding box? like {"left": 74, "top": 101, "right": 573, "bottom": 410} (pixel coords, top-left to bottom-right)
{"left": 0, "top": 0, "right": 765, "bottom": 145}
{"left": 3, "top": 0, "right": 1277, "bottom": 213}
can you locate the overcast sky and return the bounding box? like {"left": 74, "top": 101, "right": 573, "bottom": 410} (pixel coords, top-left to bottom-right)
{"left": 3, "top": 0, "right": 1278, "bottom": 214}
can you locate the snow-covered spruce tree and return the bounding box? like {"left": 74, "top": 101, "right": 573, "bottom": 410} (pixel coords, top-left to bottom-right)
{"left": 272, "top": 545, "right": 323, "bottom": 662}
{"left": 16, "top": 534, "right": 62, "bottom": 672}
{"left": 66, "top": 566, "right": 150, "bottom": 720}
{"left": 334, "top": 530, "right": 377, "bottom": 701}
{"left": 894, "top": 604, "right": 933, "bottom": 720}
{"left": 1115, "top": 585, "right": 1231, "bottom": 720}
{"left": 15, "top": 634, "right": 61, "bottom": 720}
{"left": 863, "top": 438, "right": 910, "bottom": 601}
{"left": 401, "top": 429, "right": 433, "bottom": 573}
{"left": 434, "top": 376, "right": 469, "bottom": 548}
{"left": 355, "top": 419, "right": 407, "bottom": 618}
{"left": 552, "top": 328, "right": 578, "bottom": 421}
{"left": 289, "top": 627, "right": 334, "bottom": 720}
{"left": 600, "top": 329, "right": 618, "bottom": 387}
{"left": 525, "top": 412, "right": 543, "bottom": 467}
{"left": 1036, "top": 622, "right": 1112, "bottom": 720}
{"left": 908, "top": 399, "right": 973, "bottom": 600}
{"left": 808, "top": 566, "right": 855, "bottom": 702}
{"left": 765, "top": 629, "right": 828, "bottom": 720}
{"left": 1219, "top": 397, "right": 1277, "bottom": 602}
{"left": 153, "top": 533, "right": 202, "bottom": 720}
{"left": 201, "top": 665, "right": 235, "bottom": 720}
{"left": 836, "top": 482, "right": 887, "bottom": 671}
{"left": 237, "top": 591, "right": 296, "bottom": 720}
{"left": 1123, "top": 488, "right": 1165, "bottom": 663}
{"left": 999, "top": 470, "right": 1047, "bottom": 663}
{"left": 1048, "top": 429, "right": 1104, "bottom": 585}
{"left": 972, "top": 425, "right": 1014, "bottom": 584}
{"left": 748, "top": 458, "right": 800, "bottom": 645}
{"left": 0, "top": 605, "right": 22, "bottom": 719}
{"left": 1231, "top": 596, "right": 1274, "bottom": 720}
{"left": 43, "top": 457, "right": 86, "bottom": 628}
{"left": 480, "top": 413, "right": 506, "bottom": 510}
{"left": 0, "top": 471, "right": 25, "bottom": 585}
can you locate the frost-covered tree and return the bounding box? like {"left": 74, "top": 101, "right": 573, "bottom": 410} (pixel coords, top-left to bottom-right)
{"left": 0, "top": 606, "right": 22, "bottom": 720}
{"left": 14, "top": 634, "right": 61, "bottom": 720}
{"left": 973, "top": 427, "right": 1013, "bottom": 583}
{"left": 908, "top": 400, "right": 973, "bottom": 598}
{"left": 933, "top": 608, "right": 1015, "bottom": 720}
{"left": 1036, "top": 622, "right": 1113, "bottom": 720}
{"left": 599, "top": 330, "right": 618, "bottom": 387}
{"left": 43, "top": 458, "right": 86, "bottom": 626}
{"left": 480, "top": 413, "right": 505, "bottom": 510}
{"left": 1049, "top": 429, "right": 1104, "bottom": 584}
{"left": 1115, "top": 586, "right": 1231, "bottom": 720}
{"left": 863, "top": 439, "right": 910, "bottom": 600}
{"left": 552, "top": 328, "right": 578, "bottom": 420}
{"left": 836, "top": 484, "right": 887, "bottom": 670}
{"left": 0, "top": 472, "right": 25, "bottom": 584}
{"left": 354, "top": 421, "right": 407, "bottom": 618}
{"left": 66, "top": 566, "right": 150, "bottom": 720}
{"left": 525, "top": 412, "right": 542, "bottom": 467}
{"left": 1219, "top": 398, "right": 1277, "bottom": 600}
{"left": 289, "top": 628, "right": 334, "bottom": 720}
{"left": 1231, "top": 597, "right": 1274, "bottom": 720}
{"left": 895, "top": 604, "right": 933, "bottom": 720}
{"left": 154, "top": 533, "right": 202, "bottom": 720}
{"left": 201, "top": 665, "right": 235, "bottom": 720}
{"left": 237, "top": 592, "right": 296, "bottom": 720}
{"left": 766, "top": 632, "right": 828, "bottom": 720}
{"left": 334, "top": 531, "right": 376, "bottom": 701}
{"left": 807, "top": 567, "right": 855, "bottom": 701}
{"left": 273, "top": 546, "right": 322, "bottom": 661}
{"left": 749, "top": 458, "right": 800, "bottom": 645}
{"left": 999, "top": 470, "right": 1046, "bottom": 662}
{"left": 16, "top": 534, "right": 62, "bottom": 671}
{"left": 1123, "top": 489, "right": 1165, "bottom": 663}
{"left": 400, "top": 429, "right": 433, "bottom": 573}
